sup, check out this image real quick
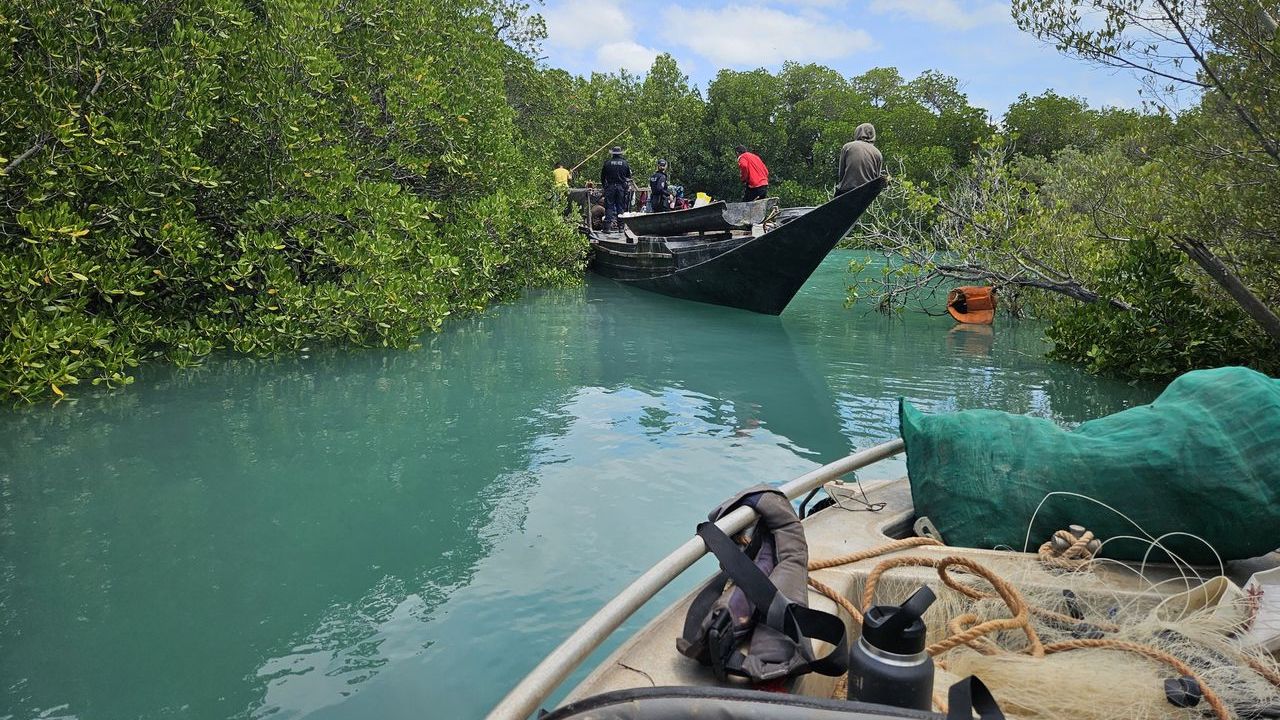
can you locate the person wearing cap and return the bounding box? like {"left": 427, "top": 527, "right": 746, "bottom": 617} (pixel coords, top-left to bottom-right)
{"left": 735, "top": 145, "right": 769, "bottom": 201}
{"left": 600, "top": 146, "right": 632, "bottom": 231}
{"left": 836, "top": 123, "right": 883, "bottom": 196}
{"left": 649, "top": 159, "right": 673, "bottom": 213}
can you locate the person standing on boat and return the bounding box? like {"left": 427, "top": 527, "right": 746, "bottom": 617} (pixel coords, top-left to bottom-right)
{"left": 735, "top": 145, "right": 769, "bottom": 201}
{"left": 600, "top": 146, "right": 632, "bottom": 231}
{"left": 552, "top": 162, "right": 572, "bottom": 188}
{"left": 649, "top": 159, "right": 673, "bottom": 213}
{"left": 836, "top": 123, "right": 883, "bottom": 196}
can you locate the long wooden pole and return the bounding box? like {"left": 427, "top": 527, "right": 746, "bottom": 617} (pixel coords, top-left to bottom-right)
{"left": 570, "top": 127, "right": 630, "bottom": 174}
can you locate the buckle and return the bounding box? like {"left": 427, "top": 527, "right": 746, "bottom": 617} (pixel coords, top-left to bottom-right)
{"left": 707, "top": 608, "right": 734, "bottom": 681}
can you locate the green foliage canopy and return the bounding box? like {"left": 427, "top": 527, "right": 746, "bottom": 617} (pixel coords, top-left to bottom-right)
{"left": 842, "top": 0, "right": 1279, "bottom": 380}
{"left": 1, "top": 0, "right": 585, "bottom": 403}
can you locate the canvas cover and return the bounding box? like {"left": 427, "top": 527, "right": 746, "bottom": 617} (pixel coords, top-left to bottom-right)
{"left": 901, "top": 367, "right": 1280, "bottom": 563}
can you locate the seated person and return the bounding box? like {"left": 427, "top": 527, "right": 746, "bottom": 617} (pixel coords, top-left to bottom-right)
{"left": 566, "top": 181, "right": 604, "bottom": 225}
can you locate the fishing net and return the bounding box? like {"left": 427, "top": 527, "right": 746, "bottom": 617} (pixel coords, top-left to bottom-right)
{"left": 900, "top": 366, "right": 1280, "bottom": 563}
{"left": 845, "top": 556, "right": 1280, "bottom": 720}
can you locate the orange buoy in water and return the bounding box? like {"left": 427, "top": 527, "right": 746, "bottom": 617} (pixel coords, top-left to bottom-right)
{"left": 946, "top": 286, "right": 996, "bottom": 325}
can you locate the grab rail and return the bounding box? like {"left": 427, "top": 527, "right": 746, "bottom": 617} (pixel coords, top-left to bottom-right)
{"left": 484, "top": 438, "right": 906, "bottom": 720}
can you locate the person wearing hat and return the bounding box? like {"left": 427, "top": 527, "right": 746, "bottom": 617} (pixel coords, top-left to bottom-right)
{"left": 649, "top": 159, "right": 673, "bottom": 213}
{"left": 600, "top": 146, "right": 632, "bottom": 231}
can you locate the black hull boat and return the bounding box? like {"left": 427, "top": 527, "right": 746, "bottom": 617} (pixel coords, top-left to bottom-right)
{"left": 588, "top": 177, "right": 886, "bottom": 315}
{"left": 620, "top": 198, "right": 777, "bottom": 236}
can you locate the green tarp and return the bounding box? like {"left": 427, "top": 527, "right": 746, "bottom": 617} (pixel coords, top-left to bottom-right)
{"left": 901, "top": 366, "right": 1280, "bottom": 563}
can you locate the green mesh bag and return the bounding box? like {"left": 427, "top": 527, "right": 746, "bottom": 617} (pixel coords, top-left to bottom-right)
{"left": 900, "top": 367, "right": 1280, "bottom": 563}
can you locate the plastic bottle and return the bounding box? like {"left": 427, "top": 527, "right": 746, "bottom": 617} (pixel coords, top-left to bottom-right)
{"left": 846, "top": 585, "right": 937, "bottom": 710}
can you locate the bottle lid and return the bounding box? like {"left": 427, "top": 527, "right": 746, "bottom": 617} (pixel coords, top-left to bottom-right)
{"left": 861, "top": 586, "right": 936, "bottom": 655}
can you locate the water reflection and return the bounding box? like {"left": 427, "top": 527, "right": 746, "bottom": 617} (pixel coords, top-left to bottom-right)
{"left": 0, "top": 301, "right": 586, "bottom": 720}
{"left": 585, "top": 281, "right": 853, "bottom": 461}
{"left": 0, "top": 252, "right": 1163, "bottom": 720}
{"left": 947, "top": 324, "right": 994, "bottom": 358}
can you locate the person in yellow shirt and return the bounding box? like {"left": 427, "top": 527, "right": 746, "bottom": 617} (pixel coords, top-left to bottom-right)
{"left": 552, "top": 162, "right": 572, "bottom": 188}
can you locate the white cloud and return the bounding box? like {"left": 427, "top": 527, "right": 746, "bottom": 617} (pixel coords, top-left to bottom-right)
{"left": 542, "top": 1, "right": 633, "bottom": 50}
{"left": 869, "top": 0, "right": 1008, "bottom": 31}
{"left": 596, "top": 41, "right": 661, "bottom": 73}
{"left": 663, "top": 5, "right": 874, "bottom": 66}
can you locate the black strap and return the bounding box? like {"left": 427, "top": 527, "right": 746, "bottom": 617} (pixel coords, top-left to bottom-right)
{"left": 947, "top": 676, "right": 1005, "bottom": 719}
{"left": 698, "top": 522, "right": 783, "bottom": 619}
{"left": 697, "top": 522, "right": 848, "bottom": 678}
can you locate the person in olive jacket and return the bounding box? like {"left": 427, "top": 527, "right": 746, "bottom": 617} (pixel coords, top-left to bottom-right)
{"left": 836, "top": 123, "right": 884, "bottom": 195}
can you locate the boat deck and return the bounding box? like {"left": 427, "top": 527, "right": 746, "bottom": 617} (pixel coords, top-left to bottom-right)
{"left": 566, "top": 476, "right": 1278, "bottom": 704}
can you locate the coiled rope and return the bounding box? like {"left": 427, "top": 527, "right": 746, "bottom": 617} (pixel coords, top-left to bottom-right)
{"left": 1037, "top": 527, "right": 1101, "bottom": 572}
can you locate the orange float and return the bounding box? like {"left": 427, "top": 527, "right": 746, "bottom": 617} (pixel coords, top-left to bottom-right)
{"left": 946, "top": 286, "right": 997, "bottom": 325}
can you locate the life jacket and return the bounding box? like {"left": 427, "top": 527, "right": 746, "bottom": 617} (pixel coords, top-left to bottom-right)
{"left": 677, "top": 486, "right": 848, "bottom": 684}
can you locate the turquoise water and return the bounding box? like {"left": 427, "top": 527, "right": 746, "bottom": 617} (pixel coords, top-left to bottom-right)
{"left": 0, "top": 252, "right": 1161, "bottom": 720}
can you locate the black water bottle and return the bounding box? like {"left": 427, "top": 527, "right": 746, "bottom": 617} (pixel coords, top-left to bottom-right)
{"left": 846, "top": 585, "right": 937, "bottom": 711}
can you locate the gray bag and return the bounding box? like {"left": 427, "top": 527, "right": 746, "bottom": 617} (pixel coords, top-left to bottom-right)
{"left": 676, "top": 486, "right": 847, "bottom": 683}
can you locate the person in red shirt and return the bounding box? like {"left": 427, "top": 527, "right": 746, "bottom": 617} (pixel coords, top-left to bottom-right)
{"left": 735, "top": 144, "right": 769, "bottom": 201}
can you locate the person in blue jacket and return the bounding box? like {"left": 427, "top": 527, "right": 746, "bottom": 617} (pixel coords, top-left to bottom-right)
{"left": 649, "top": 159, "right": 673, "bottom": 213}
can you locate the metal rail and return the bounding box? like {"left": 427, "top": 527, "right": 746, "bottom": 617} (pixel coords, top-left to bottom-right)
{"left": 484, "top": 438, "right": 906, "bottom": 720}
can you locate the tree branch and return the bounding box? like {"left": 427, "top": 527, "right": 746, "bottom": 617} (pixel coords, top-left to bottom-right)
{"left": 2, "top": 135, "right": 48, "bottom": 175}
{"left": 1173, "top": 235, "right": 1280, "bottom": 342}
{"left": 1153, "top": 0, "right": 1280, "bottom": 164}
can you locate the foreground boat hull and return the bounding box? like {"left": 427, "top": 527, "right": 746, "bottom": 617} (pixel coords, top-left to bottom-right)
{"left": 590, "top": 178, "right": 886, "bottom": 315}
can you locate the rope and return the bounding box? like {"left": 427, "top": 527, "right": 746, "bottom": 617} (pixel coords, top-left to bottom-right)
{"left": 861, "top": 555, "right": 1045, "bottom": 658}
{"left": 931, "top": 690, "right": 948, "bottom": 715}
{"left": 806, "top": 536, "right": 1243, "bottom": 720}
{"left": 808, "top": 536, "right": 943, "bottom": 571}
{"left": 1037, "top": 528, "right": 1100, "bottom": 572}
{"left": 1243, "top": 653, "right": 1280, "bottom": 689}
{"left": 1042, "top": 638, "right": 1230, "bottom": 720}
{"left": 806, "top": 536, "right": 944, "bottom": 623}
{"left": 809, "top": 575, "right": 864, "bottom": 624}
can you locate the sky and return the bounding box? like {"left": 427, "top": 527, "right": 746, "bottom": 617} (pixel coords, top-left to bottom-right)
{"left": 537, "top": 0, "right": 1148, "bottom": 119}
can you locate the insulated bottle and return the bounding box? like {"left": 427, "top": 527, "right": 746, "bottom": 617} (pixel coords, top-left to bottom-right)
{"left": 846, "top": 585, "right": 936, "bottom": 711}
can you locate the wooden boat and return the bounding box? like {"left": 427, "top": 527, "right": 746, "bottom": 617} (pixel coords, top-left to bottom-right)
{"left": 589, "top": 178, "right": 886, "bottom": 315}
{"left": 620, "top": 198, "right": 778, "bottom": 236}
{"left": 486, "top": 441, "right": 1280, "bottom": 720}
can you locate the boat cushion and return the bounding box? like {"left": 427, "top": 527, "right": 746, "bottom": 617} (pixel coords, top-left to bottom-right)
{"left": 901, "top": 366, "right": 1280, "bottom": 562}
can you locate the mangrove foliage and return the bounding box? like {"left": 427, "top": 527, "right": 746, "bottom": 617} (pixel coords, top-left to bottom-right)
{"left": 1, "top": 0, "right": 584, "bottom": 403}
